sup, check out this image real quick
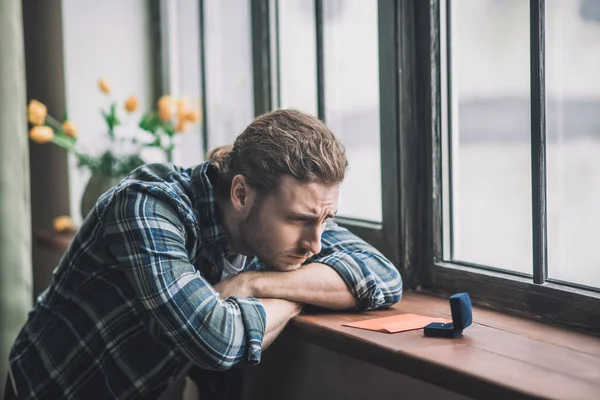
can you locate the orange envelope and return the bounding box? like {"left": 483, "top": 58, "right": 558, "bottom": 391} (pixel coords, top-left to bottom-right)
{"left": 343, "top": 313, "right": 449, "bottom": 334}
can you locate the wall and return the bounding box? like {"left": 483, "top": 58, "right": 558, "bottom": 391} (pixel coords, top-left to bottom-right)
{"left": 0, "top": 0, "right": 32, "bottom": 395}
{"left": 242, "top": 331, "right": 472, "bottom": 400}
{"left": 22, "top": 0, "right": 71, "bottom": 299}
{"left": 61, "top": 0, "right": 157, "bottom": 224}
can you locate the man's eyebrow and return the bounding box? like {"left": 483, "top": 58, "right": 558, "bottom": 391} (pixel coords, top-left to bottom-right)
{"left": 288, "top": 211, "right": 337, "bottom": 220}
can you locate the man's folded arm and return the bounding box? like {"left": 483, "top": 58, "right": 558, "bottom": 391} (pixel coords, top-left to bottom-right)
{"left": 246, "top": 220, "right": 403, "bottom": 311}
{"left": 309, "top": 221, "right": 403, "bottom": 310}
{"left": 102, "top": 185, "right": 291, "bottom": 370}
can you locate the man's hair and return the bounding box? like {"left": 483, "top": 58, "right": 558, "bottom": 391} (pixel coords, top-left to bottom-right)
{"left": 208, "top": 109, "right": 347, "bottom": 198}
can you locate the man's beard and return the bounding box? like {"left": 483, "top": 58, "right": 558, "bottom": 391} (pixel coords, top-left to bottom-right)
{"left": 238, "top": 202, "right": 306, "bottom": 271}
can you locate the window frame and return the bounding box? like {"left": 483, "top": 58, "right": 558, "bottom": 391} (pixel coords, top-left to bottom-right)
{"left": 154, "top": 0, "right": 209, "bottom": 160}
{"left": 415, "top": 0, "right": 600, "bottom": 335}
{"left": 188, "top": 0, "right": 600, "bottom": 335}
{"left": 326, "top": 0, "right": 402, "bottom": 268}
{"left": 264, "top": 0, "right": 402, "bottom": 267}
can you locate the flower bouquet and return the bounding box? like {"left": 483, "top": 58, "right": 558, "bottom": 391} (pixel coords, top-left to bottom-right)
{"left": 28, "top": 77, "right": 202, "bottom": 219}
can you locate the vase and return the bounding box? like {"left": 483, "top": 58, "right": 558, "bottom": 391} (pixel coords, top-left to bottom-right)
{"left": 80, "top": 173, "right": 124, "bottom": 220}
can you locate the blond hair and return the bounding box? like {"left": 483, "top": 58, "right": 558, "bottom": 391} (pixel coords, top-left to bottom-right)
{"left": 208, "top": 109, "right": 347, "bottom": 197}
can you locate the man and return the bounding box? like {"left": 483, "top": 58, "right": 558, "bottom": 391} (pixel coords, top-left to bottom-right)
{"left": 6, "top": 109, "right": 402, "bottom": 399}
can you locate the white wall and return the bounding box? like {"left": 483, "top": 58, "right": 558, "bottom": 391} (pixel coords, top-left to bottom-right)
{"left": 62, "top": 0, "right": 157, "bottom": 223}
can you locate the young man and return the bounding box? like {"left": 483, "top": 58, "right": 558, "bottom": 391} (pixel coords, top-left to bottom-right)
{"left": 6, "top": 109, "right": 402, "bottom": 399}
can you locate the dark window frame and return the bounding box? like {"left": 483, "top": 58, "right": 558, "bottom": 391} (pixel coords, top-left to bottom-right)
{"left": 194, "top": 0, "right": 600, "bottom": 335}
{"left": 261, "top": 0, "right": 402, "bottom": 267}
{"left": 198, "top": 0, "right": 210, "bottom": 155}
{"left": 318, "top": 0, "right": 402, "bottom": 268}
{"left": 415, "top": 0, "right": 600, "bottom": 335}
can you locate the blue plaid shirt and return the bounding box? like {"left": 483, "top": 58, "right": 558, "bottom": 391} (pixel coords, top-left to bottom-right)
{"left": 9, "top": 162, "right": 402, "bottom": 399}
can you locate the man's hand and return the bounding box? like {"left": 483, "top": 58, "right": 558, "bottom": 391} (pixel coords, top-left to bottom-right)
{"left": 260, "top": 298, "right": 303, "bottom": 349}
{"left": 213, "top": 272, "right": 255, "bottom": 299}
{"left": 213, "top": 274, "right": 303, "bottom": 349}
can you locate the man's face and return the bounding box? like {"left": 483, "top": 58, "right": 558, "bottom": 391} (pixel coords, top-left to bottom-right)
{"left": 239, "top": 176, "right": 339, "bottom": 272}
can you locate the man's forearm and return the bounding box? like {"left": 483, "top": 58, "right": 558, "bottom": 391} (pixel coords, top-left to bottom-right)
{"left": 250, "top": 263, "right": 358, "bottom": 310}
{"left": 259, "top": 298, "right": 302, "bottom": 349}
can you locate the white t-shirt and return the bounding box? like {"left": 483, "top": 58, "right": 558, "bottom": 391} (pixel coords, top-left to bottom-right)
{"left": 220, "top": 254, "right": 247, "bottom": 281}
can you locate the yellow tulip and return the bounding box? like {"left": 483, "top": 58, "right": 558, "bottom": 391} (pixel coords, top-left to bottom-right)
{"left": 53, "top": 215, "right": 75, "bottom": 232}
{"left": 28, "top": 99, "right": 47, "bottom": 125}
{"left": 158, "top": 95, "right": 173, "bottom": 121}
{"left": 174, "top": 118, "right": 189, "bottom": 133}
{"left": 184, "top": 109, "right": 202, "bottom": 123}
{"left": 124, "top": 95, "right": 139, "bottom": 113}
{"left": 29, "top": 126, "right": 54, "bottom": 143}
{"left": 176, "top": 98, "right": 190, "bottom": 126}
{"left": 62, "top": 121, "right": 77, "bottom": 138}
{"left": 176, "top": 98, "right": 188, "bottom": 113}
{"left": 98, "top": 78, "right": 111, "bottom": 94}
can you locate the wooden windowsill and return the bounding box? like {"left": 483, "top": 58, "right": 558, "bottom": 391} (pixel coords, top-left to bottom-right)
{"left": 290, "top": 294, "right": 600, "bottom": 399}
{"left": 34, "top": 229, "right": 600, "bottom": 399}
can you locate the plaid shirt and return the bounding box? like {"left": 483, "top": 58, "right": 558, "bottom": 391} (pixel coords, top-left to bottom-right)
{"left": 9, "top": 162, "right": 402, "bottom": 399}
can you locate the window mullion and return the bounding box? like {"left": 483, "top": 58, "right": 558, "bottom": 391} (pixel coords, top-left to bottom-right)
{"left": 378, "top": 0, "right": 401, "bottom": 268}
{"left": 198, "top": 0, "right": 209, "bottom": 154}
{"left": 251, "top": 0, "right": 272, "bottom": 116}
{"left": 314, "top": 0, "right": 325, "bottom": 122}
{"left": 530, "top": 0, "right": 548, "bottom": 284}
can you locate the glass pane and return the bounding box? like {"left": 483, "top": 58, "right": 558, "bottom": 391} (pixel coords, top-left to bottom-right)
{"left": 173, "top": 0, "right": 204, "bottom": 167}
{"left": 204, "top": 0, "right": 254, "bottom": 148}
{"left": 546, "top": 0, "right": 600, "bottom": 287}
{"left": 447, "top": 0, "right": 532, "bottom": 274}
{"left": 278, "top": 0, "right": 318, "bottom": 116}
{"left": 323, "top": 0, "right": 382, "bottom": 222}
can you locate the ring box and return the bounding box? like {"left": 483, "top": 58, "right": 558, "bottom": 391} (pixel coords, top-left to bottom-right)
{"left": 423, "top": 293, "right": 472, "bottom": 338}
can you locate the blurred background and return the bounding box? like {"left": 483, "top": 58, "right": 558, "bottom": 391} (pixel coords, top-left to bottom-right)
{"left": 1, "top": 0, "right": 600, "bottom": 396}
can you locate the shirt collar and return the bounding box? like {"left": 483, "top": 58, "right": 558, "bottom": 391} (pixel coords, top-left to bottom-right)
{"left": 189, "top": 162, "right": 230, "bottom": 250}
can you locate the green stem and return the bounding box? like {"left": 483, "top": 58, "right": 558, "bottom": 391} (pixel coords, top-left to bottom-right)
{"left": 45, "top": 114, "right": 64, "bottom": 131}
{"left": 140, "top": 140, "right": 159, "bottom": 148}
{"left": 50, "top": 135, "right": 76, "bottom": 152}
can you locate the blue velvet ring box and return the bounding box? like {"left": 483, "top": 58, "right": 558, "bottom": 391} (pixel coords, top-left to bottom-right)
{"left": 423, "top": 293, "right": 472, "bottom": 338}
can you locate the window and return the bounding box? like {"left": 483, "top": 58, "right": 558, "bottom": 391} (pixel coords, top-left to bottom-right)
{"left": 546, "top": 0, "right": 600, "bottom": 288}
{"left": 276, "top": 0, "right": 383, "bottom": 222}
{"left": 277, "top": 0, "right": 318, "bottom": 116}
{"left": 323, "top": 0, "right": 382, "bottom": 222}
{"left": 430, "top": 0, "right": 600, "bottom": 333}
{"left": 163, "top": 0, "right": 600, "bottom": 333}
{"left": 270, "top": 0, "right": 399, "bottom": 263}
{"left": 443, "top": 0, "right": 532, "bottom": 275}
{"left": 169, "top": 0, "right": 205, "bottom": 167}
{"left": 441, "top": 0, "right": 600, "bottom": 289}
{"left": 159, "top": 0, "right": 255, "bottom": 166}
{"left": 203, "top": 0, "right": 254, "bottom": 149}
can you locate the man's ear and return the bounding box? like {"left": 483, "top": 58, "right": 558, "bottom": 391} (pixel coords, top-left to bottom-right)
{"left": 230, "top": 174, "right": 255, "bottom": 215}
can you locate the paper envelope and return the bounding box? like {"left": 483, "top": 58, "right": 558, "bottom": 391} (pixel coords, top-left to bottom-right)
{"left": 343, "top": 313, "right": 450, "bottom": 334}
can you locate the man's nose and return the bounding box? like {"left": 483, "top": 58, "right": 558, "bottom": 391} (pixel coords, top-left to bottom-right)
{"left": 302, "top": 225, "right": 322, "bottom": 256}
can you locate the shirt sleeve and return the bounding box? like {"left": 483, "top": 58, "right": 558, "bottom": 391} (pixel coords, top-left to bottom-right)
{"left": 309, "top": 220, "right": 403, "bottom": 311}
{"left": 102, "top": 183, "right": 266, "bottom": 371}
